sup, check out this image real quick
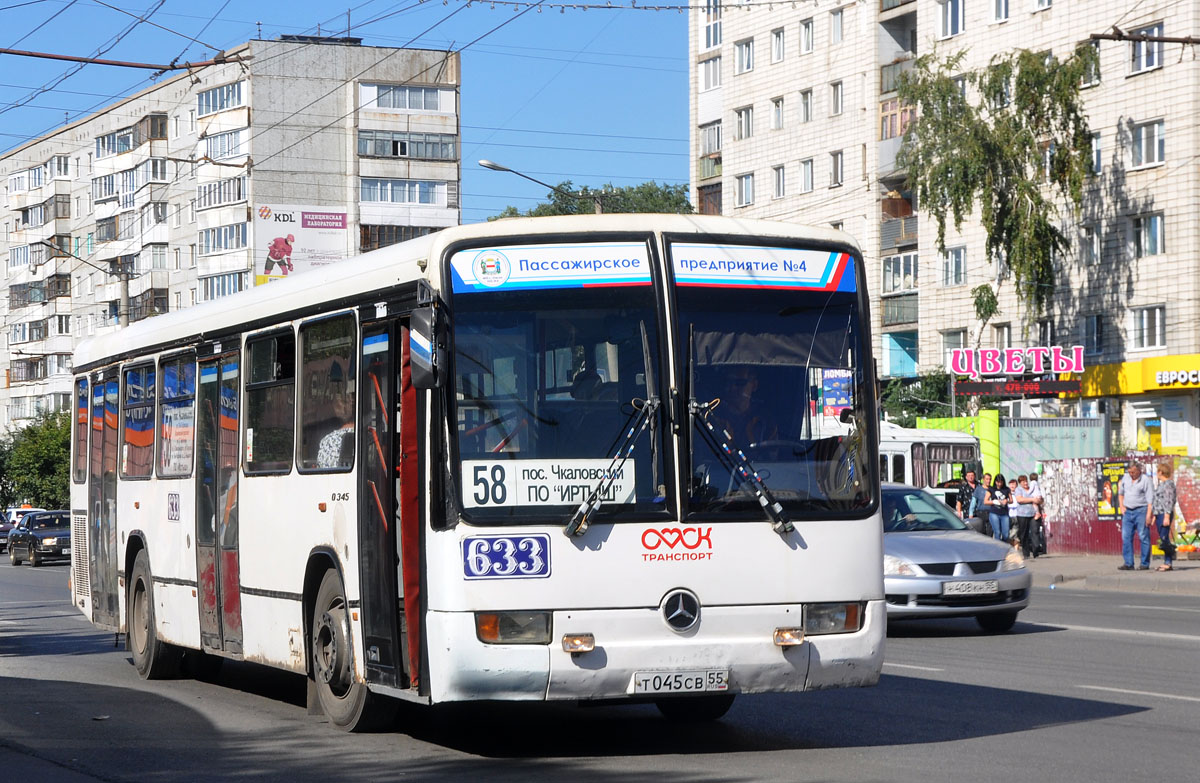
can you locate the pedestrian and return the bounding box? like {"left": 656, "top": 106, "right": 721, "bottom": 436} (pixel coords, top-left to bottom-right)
{"left": 1117, "top": 461, "right": 1154, "bottom": 570}
{"left": 1012, "top": 474, "right": 1041, "bottom": 558}
{"left": 986, "top": 473, "right": 1011, "bottom": 543}
{"left": 1028, "top": 472, "right": 1046, "bottom": 556}
{"left": 955, "top": 469, "right": 979, "bottom": 519}
{"left": 1153, "top": 462, "right": 1177, "bottom": 572}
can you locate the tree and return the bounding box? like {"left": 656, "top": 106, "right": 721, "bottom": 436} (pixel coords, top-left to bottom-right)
{"left": 491, "top": 180, "right": 693, "bottom": 219}
{"left": 896, "top": 45, "right": 1098, "bottom": 323}
{"left": 4, "top": 411, "right": 71, "bottom": 509}
{"left": 880, "top": 370, "right": 954, "bottom": 428}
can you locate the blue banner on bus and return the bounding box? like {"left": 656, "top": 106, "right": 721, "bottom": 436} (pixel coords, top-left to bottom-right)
{"left": 671, "top": 243, "right": 856, "bottom": 292}
{"left": 449, "top": 243, "right": 652, "bottom": 293}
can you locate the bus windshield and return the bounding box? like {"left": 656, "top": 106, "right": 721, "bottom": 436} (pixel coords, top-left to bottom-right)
{"left": 674, "top": 243, "right": 874, "bottom": 519}
{"left": 448, "top": 241, "right": 667, "bottom": 524}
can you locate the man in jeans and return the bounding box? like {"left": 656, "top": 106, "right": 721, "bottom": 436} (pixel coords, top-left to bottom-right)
{"left": 1117, "top": 461, "right": 1154, "bottom": 570}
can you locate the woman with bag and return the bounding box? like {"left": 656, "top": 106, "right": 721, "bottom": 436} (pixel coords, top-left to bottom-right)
{"left": 1154, "top": 462, "right": 1177, "bottom": 571}
{"left": 987, "top": 473, "right": 1012, "bottom": 544}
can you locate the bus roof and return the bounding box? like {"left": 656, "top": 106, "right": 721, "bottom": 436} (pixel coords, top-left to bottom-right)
{"left": 879, "top": 421, "right": 979, "bottom": 444}
{"left": 72, "top": 213, "right": 861, "bottom": 371}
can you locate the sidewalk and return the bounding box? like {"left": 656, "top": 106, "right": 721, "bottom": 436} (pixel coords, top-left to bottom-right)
{"left": 1023, "top": 552, "right": 1200, "bottom": 595}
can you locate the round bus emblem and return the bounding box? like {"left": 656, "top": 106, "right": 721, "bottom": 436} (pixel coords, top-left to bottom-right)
{"left": 472, "top": 250, "right": 511, "bottom": 288}
{"left": 661, "top": 589, "right": 700, "bottom": 633}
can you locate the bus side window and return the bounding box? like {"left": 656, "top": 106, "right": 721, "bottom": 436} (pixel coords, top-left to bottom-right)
{"left": 121, "top": 364, "right": 155, "bottom": 478}
{"left": 245, "top": 331, "right": 296, "bottom": 473}
{"left": 892, "top": 453, "right": 906, "bottom": 484}
{"left": 879, "top": 455, "right": 888, "bottom": 481}
{"left": 298, "top": 314, "right": 356, "bottom": 471}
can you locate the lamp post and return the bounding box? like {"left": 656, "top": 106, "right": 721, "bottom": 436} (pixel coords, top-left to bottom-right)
{"left": 479, "top": 159, "right": 603, "bottom": 214}
{"left": 37, "top": 240, "right": 131, "bottom": 327}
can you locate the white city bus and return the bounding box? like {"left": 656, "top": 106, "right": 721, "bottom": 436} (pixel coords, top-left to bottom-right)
{"left": 878, "top": 423, "right": 982, "bottom": 508}
{"left": 69, "top": 214, "right": 884, "bottom": 731}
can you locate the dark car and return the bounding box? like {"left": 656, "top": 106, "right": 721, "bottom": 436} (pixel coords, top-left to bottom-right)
{"left": 8, "top": 510, "right": 70, "bottom": 567}
{"left": 0, "top": 507, "right": 45, "bottom": 552}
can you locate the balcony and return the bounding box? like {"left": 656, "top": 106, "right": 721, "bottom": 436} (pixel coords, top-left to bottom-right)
{"left": 881, "top": 0, "right": 916, "bottom": 10}
{"left": 880, "top": 216, "right": 918, "bottom": 251}
{"left": 881, "top": 59, "right": 914, "bottom": 94}
{"left": 882, "top": 292, "right": 919, "bottom": 327}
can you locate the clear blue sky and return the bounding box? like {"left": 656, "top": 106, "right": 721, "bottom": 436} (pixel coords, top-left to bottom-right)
{"left": 0, "top": 0, "right": 688, "bottom": 222}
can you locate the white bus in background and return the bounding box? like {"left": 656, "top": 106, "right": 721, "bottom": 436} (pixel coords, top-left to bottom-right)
{"left": 70, "top": 214, "right": 884, "bottom": 731}
{"left": 877, "top": 423, "right": 983, "bottom": 508}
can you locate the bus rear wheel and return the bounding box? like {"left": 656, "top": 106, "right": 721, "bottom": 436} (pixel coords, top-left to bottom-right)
{"left": 310, "top": 569, "right": 394, "bottom": 732}
{"left": 655, "top": 694, "right": 736, "bottom": 722}
{"left": 128, "top": 550, "right": 181, "bottom": 679}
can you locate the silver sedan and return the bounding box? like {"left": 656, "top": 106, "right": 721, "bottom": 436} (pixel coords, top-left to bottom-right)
{"left": 882, "top": 484, "right": 1031, "bottom": 632}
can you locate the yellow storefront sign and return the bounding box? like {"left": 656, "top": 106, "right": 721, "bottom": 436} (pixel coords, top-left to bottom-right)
{"left": 1082, "top": 353, "right": 1200, "bottom": 396}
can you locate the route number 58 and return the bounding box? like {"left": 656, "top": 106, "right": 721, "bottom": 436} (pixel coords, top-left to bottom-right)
{"left": 473, "top": 464, "right": 508, "bottom": 505}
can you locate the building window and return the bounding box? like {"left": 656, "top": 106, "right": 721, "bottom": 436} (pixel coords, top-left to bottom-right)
{"left": 735, "top": 39, "right": 754, "bottom": 74}
{"left": 830, "top": 9, "right": 843, "bottom": 44}
{"left": 771, "top": 97, "right": 784, "bottom": 129}
{"left": 360, "top": 178, "right": 447, "bottom": 205}
{"left": 201, "top": 271, "right": 248, "bottom": 301}
{"left": 1035, "top": 0, "right": 1052, "bottom": 10}
{"left": 735, "top": 106, "right": 753, "bottom": 140}
{"left": 940, "top": 0, "right": 964, "bottom": 39}
{"left": 95, "top": 126, "right": 134, "bottom": 158}
{"left": 359, "top": 224, "right": 437, "bottom": 252}
{"left": 993, "top": 323, "right": 1012, "bottom": 349}
{"left": 205, "top": 128, "right": 245, "bottom": 160}
{"left": 829, "top": 150, "right": 844, "bottom": 187}
{"left": 357, "top": 130, "right": 457, "bottom": 160}
{"left": 771, "top": 28, "right": 785, "bottom": 62}
{"left": 880, "top": 98, "right": 914, "bottom": 140}
{"left": 698, "top": 183, "right": 722, "bottom": 215}
{"left": 699, "top": 57, "right": 721, "bottom": 92}
{"left": 831, "top": 81, "right": 843, "bottom": 115}
{"left": 993, "top": 0, "right": 1009, "bottom": 22}
{"left": 1091, "top": 132, "right": 1102, "bottom": 174}
{"left": 800, "top": 18, "right": 814, "bottom": 54}
{"left": 1037, "top": 318, "right": 1054, "bottom": 346}
{"left": 1082, "top": 224, "right": 1101, "bottom": 264}
{"left": 196, "top": 175, "right": 248, "bottom": 210}
{"left": 772, "top": 165, "right": 786, "bottom": 199}
{"left": 197, "top": 223, "right": 248, "bottom": 255}
{"left": 799, "top": 89, "right": 813, "bottom": 122}
{"left": 1131, "top": 23, "right": 1164, "bottom": 73}
{"left": 942, "top": 246, "right": 965, "bottom": 286}
{"left": 799, "top": 158, "right": 814, "bottom": 193}
{"left": 1132, "top": 120, "right": 1164, "bottom": 167}
{"left": 882, "top": 252, "right": 918, "bottom": 294}
{"left": 1133, "top": 214, "right": 1164, "bottom": 257}
{"left": 197, "top": 81, "right": 244, "bottom": 117}
{"left": 702, "top": 0, "right": 722, "bottom": 49}
{"left": 1084, "top": 315, "right": 1103, "bottom": 355}
{"left": 699, "top": 121, "right": 722, "bottom": 179}
{"left": 735, "top": 173, "right": 754, "bottom": 207}
{"left": 942, "top": 329, "right": 966, "bottom": 368}
{"left": 1132, "top": 306, "right": 1165, "bottom": 349}
{"left": 1081, "top": 39, "right": 1100, "bottom": 86}
{"left": 368, "top": 84, "right": 451, "bottom": 112}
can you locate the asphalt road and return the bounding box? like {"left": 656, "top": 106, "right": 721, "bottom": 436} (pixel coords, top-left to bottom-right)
{"left": 1, "top": 560, "right": 1195, "bottom": 782}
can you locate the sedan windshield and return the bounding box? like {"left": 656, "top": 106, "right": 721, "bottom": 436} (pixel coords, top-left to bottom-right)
{"left": 448, "top": 241, "right": 667, "bottom": 524}
{"left": 26, "top": 514, "right": 68, "bottom": 530}
{"left": 674, "top": 241, "right": 875, "bottom": 519}
{"left": 882, "top": 489, "right": 967, "bottom": 533}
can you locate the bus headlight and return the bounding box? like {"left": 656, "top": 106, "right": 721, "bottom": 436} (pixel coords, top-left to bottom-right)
{"left": 804, "top": 603, "right": 863, "bottom": 635}
{"left": 884, "top": 554, "right": 917, "bottom": 576}
{"left": 475, "top": 611, "right": 552, "bottom": 645}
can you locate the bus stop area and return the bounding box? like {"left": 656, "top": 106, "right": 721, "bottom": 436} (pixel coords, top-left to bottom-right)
{"left": 1023, "top": 552, "right": 1200, "bottom": 596}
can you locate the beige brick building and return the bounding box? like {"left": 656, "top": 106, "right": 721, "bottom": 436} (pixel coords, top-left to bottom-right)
{"left": 690, "top": 0, "right": 1200, "bottom": 455}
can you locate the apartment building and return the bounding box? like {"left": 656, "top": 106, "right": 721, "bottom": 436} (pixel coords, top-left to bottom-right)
{"left": 0, "top": 36, "right": 460, "bottom": 433}
{"left": 690, "top": 0, "right": 1200, "bottom": 454}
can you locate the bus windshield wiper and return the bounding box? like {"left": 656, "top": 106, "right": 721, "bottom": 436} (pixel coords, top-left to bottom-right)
{"left": 564, "top": 395, "right": 659, "bottom": 538}
{"left": 690, "top": 399, "right": 793, "bottom": 535}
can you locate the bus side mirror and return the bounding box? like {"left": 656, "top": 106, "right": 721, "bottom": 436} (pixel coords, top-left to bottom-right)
{"left": 410, "top": 306, "right": 444, "bottom": 389}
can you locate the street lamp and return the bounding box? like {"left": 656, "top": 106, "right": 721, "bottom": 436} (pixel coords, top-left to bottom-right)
{"left": 36, "top": 240, "right": 131, "bottom": 327}
{"left": 479, "top": 159, "right": 603, "bottom": 214}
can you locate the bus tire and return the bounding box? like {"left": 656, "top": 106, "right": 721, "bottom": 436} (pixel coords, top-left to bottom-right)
{"left": 128, "top": 550, "right": 181, "bottom": 679}
{"left": 310, "top": 569, "right": 394, "bottom": 732}
{"left": 654, "top": 694, "right": 736, "bottom": 722}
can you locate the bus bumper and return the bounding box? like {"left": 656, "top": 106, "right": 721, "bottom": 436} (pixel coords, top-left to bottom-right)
{"left": 425, "top": 600, "right": 884, "bottom": 703}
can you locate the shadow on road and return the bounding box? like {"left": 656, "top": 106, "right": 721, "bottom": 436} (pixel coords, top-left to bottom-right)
{"left": 886, "top": 616, "right": 1064, "bottom": 638}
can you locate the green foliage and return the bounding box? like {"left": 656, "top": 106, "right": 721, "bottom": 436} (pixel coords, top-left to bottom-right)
{"left": 490, "top": 180, "right": 694, "bottom": 220}
{"left": 3, "top": 411, "right": 71, "bottom": 509}
{"left": 880, "top": 370, "right": 954, "bottom": 428}
{"left": 896, "top": 45, "right": 1097, "bottom": 316}
{"left": 971, "top": 283, "right": 999, "bottom": 324}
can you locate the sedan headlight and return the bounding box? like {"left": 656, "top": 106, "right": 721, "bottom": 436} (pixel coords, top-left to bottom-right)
{"left": 42, "top": 537, "right": 58, "bottom": 546}
{"left": 1001, "top": 550, "right": 1025, "bottom": 571}
{"left": 884, "top": 554, "right": 918, "bottom": 576}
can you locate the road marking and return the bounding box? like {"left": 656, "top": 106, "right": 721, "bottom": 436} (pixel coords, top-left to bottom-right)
{"left": 883, "top": 662, "right": 945, "bottom": 672}
{"left": 1079, "top": 685, "right": 1200, "bottom": 704}
{"left": 1055, "top": 623, "right": 1200, "bottom": 643}
{"left": 1119, "top": 604, "right": 1200, "bottom": 614}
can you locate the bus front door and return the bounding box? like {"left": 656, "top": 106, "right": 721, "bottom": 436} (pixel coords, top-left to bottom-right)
{"left": 88, "top": 370, "right": 120, "bottom": 630}
{"left": 356, "top": 319, "right": 420, "bottom": 689}
{"left": 195, "top": 352, "right": 243, "bottom": 655}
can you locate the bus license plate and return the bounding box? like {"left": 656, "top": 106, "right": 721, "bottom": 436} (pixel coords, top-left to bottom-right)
{"left": 631, "top": 670, "right": 728, "bottom": 694}
{"left": 942, "top": 580, "right": 998, "bottom": 595}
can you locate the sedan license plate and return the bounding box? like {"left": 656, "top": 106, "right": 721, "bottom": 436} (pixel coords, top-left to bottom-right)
{"left": 632, "top": 670, "right": 728, "bottom": 694}
{"left": 62, "top": 547, "right": 71, "bottom": 555}
{"left": 942, "top": 579, "right": 998, "bottom": 596}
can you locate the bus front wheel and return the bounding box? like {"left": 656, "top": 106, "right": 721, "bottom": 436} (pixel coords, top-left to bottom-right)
{"left": 310, "top": 569, "right": 395, "bottom": 732}
{"left": 128, "top": 550, "right": 181, "bottom": 679}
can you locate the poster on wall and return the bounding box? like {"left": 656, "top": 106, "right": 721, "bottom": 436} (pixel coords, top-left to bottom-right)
{"left": 822, "top": 369, "right": 853, "bottom": 417}
{"left": 1096, "top": 459, "right": 1126, "bottom": 521}
{"left": 253, "top": 204, "right": 349, "bottom": 286}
